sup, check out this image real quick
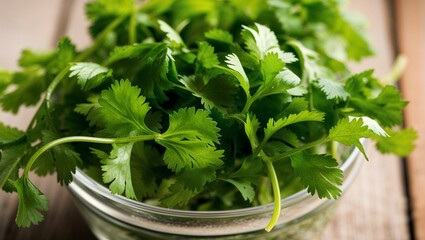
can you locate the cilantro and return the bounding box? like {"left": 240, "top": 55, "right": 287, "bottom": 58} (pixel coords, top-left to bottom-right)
{"left": 158, "top": 107, "right": 223, "bottom": 172}
{"left": 0, "top": 0, "right": 415, "bottom": 232}
{"left": 291, "top": 152, "right": 343, "bottom": 199}
{"left": 101, "top": 143, "right": 137, "bottom": 199}
{"left": 69, "top": 62, "right": 112, "bottom": 90}
{"left": 15, "top": 177, "right": 49, "bottom": 227}
{"left": 98, "top": 80, "right": 154, "bottom": 136}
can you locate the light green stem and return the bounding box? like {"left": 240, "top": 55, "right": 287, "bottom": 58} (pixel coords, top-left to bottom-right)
{"left": 22, "top": 135, "right": 156, "bottom": 177}
{"left": 129, "top": 8, "right": 137, "bottom": 44}
{"left": 264, "top": 160, "right": 281, "bottom": 232}
{"left": 268, "top": 138, "right": 329, "bottom": 162}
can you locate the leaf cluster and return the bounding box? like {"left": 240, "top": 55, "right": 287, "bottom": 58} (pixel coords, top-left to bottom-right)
{"left": 0, "top": 0, "right": 416, "bottom": 230}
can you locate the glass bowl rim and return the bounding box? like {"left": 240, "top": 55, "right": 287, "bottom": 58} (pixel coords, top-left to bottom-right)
{"left": 70, "top": 143, "right": 363, "bottom": 218}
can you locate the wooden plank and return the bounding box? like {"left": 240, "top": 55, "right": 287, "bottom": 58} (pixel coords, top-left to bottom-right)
{"left": 322, "top": 0, "right": 410, "bottom": 239}
{"left": 395, "top": 0, "right": 425, "bottom": 239}
{"left": 0, "top": 1, "right": 95, "bottom": 239}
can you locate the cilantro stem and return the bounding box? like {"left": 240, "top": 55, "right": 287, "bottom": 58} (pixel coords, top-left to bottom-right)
{"left": 264, "top": 160, "right": 281, "bottom": 232}
{"left": 129, "top": 7, "right": 137, "bottom": 44}
{"left": 45, "top": 67, "right": 70, "bottom": 106}
{"left": 268, "top": 138, "right": 329, "bottom": 162}
{"left": 22, "top": 135, "right": 156, "bottom": 177}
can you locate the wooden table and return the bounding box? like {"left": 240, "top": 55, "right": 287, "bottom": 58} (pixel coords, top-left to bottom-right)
{"left": 0, "top": 1, "right": 423, "bottom": 239}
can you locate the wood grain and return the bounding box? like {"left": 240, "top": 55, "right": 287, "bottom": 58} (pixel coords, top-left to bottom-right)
{"left": 395, "top": 0, "right": 425, "bottom": 239}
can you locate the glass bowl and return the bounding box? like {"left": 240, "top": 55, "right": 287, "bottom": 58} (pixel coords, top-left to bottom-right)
{"left": 67, "top": 145, "right": 363, "bottom": 240}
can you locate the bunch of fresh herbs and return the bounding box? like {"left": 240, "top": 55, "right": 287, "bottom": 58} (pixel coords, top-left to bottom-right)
{"left": 0, "top": 0, "right": 416, "bottom": 232}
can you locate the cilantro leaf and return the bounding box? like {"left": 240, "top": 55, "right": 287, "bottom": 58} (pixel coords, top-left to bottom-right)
{"left": 162, "top": 107, "right": 220, "bottom": 144}
{"left": 328, "top": 117, "right": 374, "bottom": 159}
{"left": 224, "top": 178, "right": 255, "bottom": 202}
{"left": 15, "top": 177, "right": 49, "bottom": 227}
{"left": 242, "top": 23, "right": 297, "bottom": 63}
{"left": 49, "top": 37, "right": 76, "bottom": 71}
{"left": 196, "top": 42, "right": 219, "bottom": 70}
{"left": 205, "top": 29, "right": 234, "bottom": 45}
{"left": 255, "top": 53, "right": 300, "bottom": 98}
{"left": 0, "top": 68, "right": 45, "bottom": 113}
{"left": 0, "top": 122, "right": 25, "bottom": 144}
{"left": 158, "top": 108, "right": 223, "bottom": 172}
{"left": 264, "top": 111, "right": 325, "bottom": 140}
{"left": 242, "top": 23, "right": 280, "bottom": 60}
{"left": 349, "top": 86, "right": 408, "bottom": 127}
{"left": 179, "top": 75, "right": 237, "bottom": 111}
{"left": 41, "top": 131, "right": 82, "bottom": 185}
{"left": 376, "top": 128, "right": 417, "bottom": 157}
{"left": 158, "top": 20, "right": 184, "bottom": 45}
{"left": 131, "top": 142, "right": 161, "bottom": 199}
{"left": 98, "top": 80, "right": 154, "bottom": 136}
{"left": 161, "top": 182, "right": 197, "bottom": 208}
{"left": 69, "top": 62, "right": 112, "bottom": 90}
{"left": 107, "top": 43, "right": 174, "bottom": 101}
{"left": 74, "top": 96, "right": 103, "bottom": 127}
{"left": 244, "top": 113, "right": 260, "bottom": 150}
{"left": 176, "top": 167, "right": 216, "bottom": 191}
{"left": 101, "top": 143, "right": 137, "bottom": 199}
{"left": 316, "top": 78, "right": 349, "bottom": 100}
{"left": 291, "top": 152, "right": 343, "bottom": 199}
{"left": 0, "top": 69, "right": 12, "bottom": 94}
{"left": 0, "top": 143, "right": 27, "bottom": 190}
{"left": 224, "top": 53, "right": 250, "bottom": 97}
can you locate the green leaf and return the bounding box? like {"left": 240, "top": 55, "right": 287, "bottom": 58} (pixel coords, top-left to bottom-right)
{"left": 242, "top": 23, "right": 280, "bottom": 60}
{"left": 15, "top": 177, "right": 49, "bottom": 227}
{"left": 196, "top": 42, "right": 219, "bottom": 70}
{"left": 1, "top": 68, "right": 45, "bottom": 113}
{"left": 131, "top": 142, "right": 161, "bottom": 199}
{"left": 41, "top": 131, "right": 82, "bottom": 185}
{"left": 176, "top": 167, "right": 216, "bottom": 191}
{"left": 158, "top": 20, "right": 184, "bottom": 45}
{"left": 101, "top": 143, "right": 137, "bottom": 199}
{"left": 0, "top": 69, "right": 12, "bottom": 94}
{"left": 179, "top": 75, "right": 237, "bottom": 111}
{"left": 348, "top": 116, "right": 388, "bottom": 137}
{"left": 328, "top": 117, "right": 374, "bottom": 159}
{"left": 224, "top": 53, "right": 250, "bottom": 97}
{"left": 287, "top": 40, "right": 323, "bottom": 81}
{"left": 99, "top": 80, "right": 154, "bottom": 136}
{"left": 162, "top": 107, "right": 220, "bottom": 144}
{"left": 224, "top": 178, "right": 255, "bottom": 202}
{"left": 256, "top": 53, "right": 300, "bottom": 98}
{"left": 158, "top": 108, "right": 223, "bottom": 172}
{"left": 69, "top": 62, "right": 112, "bottom": 90}
{"left": 50, "top": 37, "right": 76, "bottom": 71}
{"left": 0, "top": 122, "right": 24, "bottom": 144}
{"left": 244, "top": 113, "right": 260, "bottom": 150}
{"left": 161, "top": 182, "right": 196, "bottom": 208}
{"left": 291, "top": 152, "right": 343, "bottom": 199}
{"left": 0, "top": 143, "right": 27, "bottom": 189}
{"left": 74, "top": 96, "right": 103, "bottom": 127}
{"left": 349, "top": 86, "right": 408, "bottom": 127}
{"left": 316, "top": 78, "right": 349, "bottom": 100}
{"left": 376, "top": 128, "right": 417, "bottom": 157}
{"left": 17, "top": 50, "right": 54, "bottom": 68}
{"left": 264, "top": 111, "right": 325, "bottom": 140}
{"left": 205, "top": 29, "right": 234, "bottom": 45}
{"left": 107, "top": 43, "right": 173, "bottom": 101}
{"left": 86, "top": 0, "right": 134, "bottom": 19}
